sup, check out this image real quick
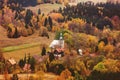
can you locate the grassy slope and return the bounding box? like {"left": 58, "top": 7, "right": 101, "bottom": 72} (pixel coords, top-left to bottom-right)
{"left": 0, "top": 3, "right": 62, "bottom": 80}
{"left": 25, "top": 3, "right": 64, "bottom": 15}
{"left": 2, "top": 4, "right": 63, "bottom": 61}
{"left": 3, "top": 31, "right": 55, "bottom": 62}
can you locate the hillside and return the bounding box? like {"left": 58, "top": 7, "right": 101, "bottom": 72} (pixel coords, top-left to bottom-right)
{"left": 25, "top": 3, "right": 64, "bottom": 15}
{"left": 0, "top": 3, "right": 63, "bottom": 47}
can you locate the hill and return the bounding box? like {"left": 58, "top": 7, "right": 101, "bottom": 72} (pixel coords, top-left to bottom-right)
{"left": 25, "top": 3, "right": 64, "bottom": 15}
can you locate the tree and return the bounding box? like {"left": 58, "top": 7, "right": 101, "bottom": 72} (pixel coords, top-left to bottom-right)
{"left": 38, "top": 8, "right": 41, "bottom": 15}
{"left": 48, "top": 16, "right": 53, "bottom": 31}
{"left": 56, "top": 69, "right": 71, "bottom": 80}
{"left": 74, "top": 71, "right": 84, "bottom": 80}
{"left": 0, "top": 50, "right": 5, "bottom": 63}
{"left": 44, "top": 17, "right": 48, "bottom": 27}
{"left": 13, "top": 27, "right": 20, "bottom": 38}
{"left": 18, "top": 59, "right": 25, "bottom": 68}
{"left": 0, "top": 62, "right": 5, "bottom": 74}
{"left": 41, "top": 46, "right": 46, "bottom": 56}
{"left": 64, "top": 32, "right": 73, "bottom": 51}
{"left": 93, "top": 62, "right": 107, "bottom": 72}
{"left": 96, "top": 17, "right": 113, "bottom": 30}
{"left": 27, "top": 53, "right": 31, "bottom": 64}
{"left": 104, "top": 44, "right": 114, "bottom": 55}
{"left": 11, "top": 74, "right": 18, "bottom": 80}
{"left": 49, "top": 52, "right": 55, "bottom": 62}
{"left": 98, "top": 41, "right": 105, "bottom": 54}
{"left": 30, "top": 57, "right": 35, "bottom": 72}
{"left": 25, "top": 9, "right": 33, "bottom": 28}
{"left": 24, "top": 54, "right": 27, "bottom": 64}
{"left": 58, "top": 7, "right": 62, "bottom": 13}
{"left": 39, "top": 26, "right": 49, "bottom": 39}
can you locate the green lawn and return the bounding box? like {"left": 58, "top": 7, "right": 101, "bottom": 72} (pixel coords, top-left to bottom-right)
{"left": 2, "top": 43, "right": 41, "bottom": 52}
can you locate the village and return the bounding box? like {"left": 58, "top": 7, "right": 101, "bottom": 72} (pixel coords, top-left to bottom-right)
{"left": 0, "top": 0, "right": 120, "bottom": 80}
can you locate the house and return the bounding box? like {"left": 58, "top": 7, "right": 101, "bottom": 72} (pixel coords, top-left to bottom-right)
{"left": 8, "top": 57, "right": 16, "bottom": 65}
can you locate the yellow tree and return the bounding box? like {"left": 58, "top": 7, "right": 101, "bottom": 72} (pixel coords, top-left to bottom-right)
{"left": 98, "top": 41, "right": 105, "bottom": 54}
{"left": 103, "top": 44, "right": 114, "bottom": 56}
{"left": 56, "top": 69, "right": 72, "bottom": 80}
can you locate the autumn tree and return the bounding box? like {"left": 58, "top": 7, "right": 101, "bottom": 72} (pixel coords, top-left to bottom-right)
{"left": 74, "top": 71, "right": 84, "bottom": 80}
{"left": 89, "top": 59, "right": 120, "bottom": 80}
{"left": 56, "top": 69, "right": 72, "bottom": 80}
{"left": 98, "top": 41, "right": 105, "bottom": 54}
{"left": 0, "top": 50, "right": 5, "bottom": 74}
{"left": 39, "top": 26, "right": 49, "bottom": 38}
{"left": 64, "top": 32, "right": 73, "bottom": 51}
{"left": 111, "top": 16, "right": 120, "bottom": 30}
{"left": 103, "top": 44, "right": 114, "bottom": 56}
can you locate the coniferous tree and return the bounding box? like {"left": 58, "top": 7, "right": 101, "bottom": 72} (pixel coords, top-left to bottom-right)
{"left": 41, "top": 47, "right": 46, "bottom": 56}
{"left": 27, "top": 53, "right": 31, "bottom": 64}
{"left": 11, "top": 74, "right": 19, "bottom": 80}
{"left": 49, "top": 52, "right": 55, "bottom": 62}
{"left": 24, "top": 53, "right": 26, "bottom": 64}
{"left": 13, "top": 27, "right": 20, "bottom": 38}
{"left": 44, "top": 18, "right": 48, "bottom": 27}
{"left": 48, "top": 16, "right": 53, "bottom": 31}
{"left": 18, "top": 59, "right": 24, "bottom": 68}
{"left": 30, "top": 57, "right": 35, "bottom": 72}
{"left": 58, "top": 7, "right": 62, "bottom": 13}
{"left": 25, "top": 9, "right": 33, "bottom": 27}
{"left": 38, "top": 8, "right": 41, "bottom": 15}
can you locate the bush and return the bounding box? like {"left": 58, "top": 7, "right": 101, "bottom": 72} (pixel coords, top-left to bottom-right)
{"left": 49, "top": 13, "right": 64, "bottom": 22}
{"left": 21, "top": 27, "right": 28, "bottom": 37}
{"left": 87, "top": 70, "right": 120, "bottom": 80}
{"left": 49, "top": 60, "right": 65, "bottom": 74}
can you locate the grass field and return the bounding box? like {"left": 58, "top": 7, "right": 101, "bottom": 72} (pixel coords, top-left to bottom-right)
{"left": 25, "top": 3, "right": 64, "bottom": 15}
{"left": 1, "top": 31, "right": 55, "bottom": 62}
{"left": 2, "top": 43, "right": 40, "bottom": 52}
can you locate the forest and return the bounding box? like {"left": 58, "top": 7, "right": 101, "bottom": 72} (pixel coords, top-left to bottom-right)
{"left": 0, "top": 0, "right": 120, "bottom": 80}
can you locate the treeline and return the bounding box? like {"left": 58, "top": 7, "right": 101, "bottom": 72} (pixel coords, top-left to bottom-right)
{"left": 58, "top": 2, "right": 120, "bottom": 30}
{"left": 0, "top": 0, "right": 64, "bottom": 7}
